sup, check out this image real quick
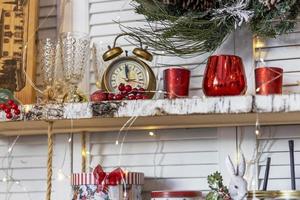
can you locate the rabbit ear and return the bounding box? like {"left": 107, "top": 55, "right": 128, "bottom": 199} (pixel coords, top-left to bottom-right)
{"left": 226, "top": 155, "right": 236, "bottom": 175}
{"left": 237, "top": 153, "right": 246, "bottom": 177}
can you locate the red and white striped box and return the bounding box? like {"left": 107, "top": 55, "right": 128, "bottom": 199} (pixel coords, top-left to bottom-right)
{"left": 71, "top": 172, "right": 144, "bottom": 200}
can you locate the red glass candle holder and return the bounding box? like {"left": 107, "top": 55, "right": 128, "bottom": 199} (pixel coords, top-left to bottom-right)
{"left": 203, "top": 55, "right": 247, "bottom": 96}
{"left": 164, "top": 68, "right": 190, "bottom": 99}
{"left": 255, "top": 67, "right": 283, "bottom": 95}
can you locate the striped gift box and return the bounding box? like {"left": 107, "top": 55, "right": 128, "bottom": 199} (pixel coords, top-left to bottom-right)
{"left": 72, "top": 172, "right": 144, "bottom": 186}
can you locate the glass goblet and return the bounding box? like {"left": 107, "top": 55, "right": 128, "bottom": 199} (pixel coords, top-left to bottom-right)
{"left": 60, "top": 32, "right": 90, "bottom": 103}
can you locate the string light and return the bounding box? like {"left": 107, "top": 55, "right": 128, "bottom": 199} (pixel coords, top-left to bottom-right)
{"left": 149, "top": 131, "right": 155, "bottom": 136}
{"left": 57, "top": 169, "right": 66, "bottom": 181}
{"left": 115, "top": 140, "right": 119, "bottom": 145}
{"left": 2, "top": 177, "right": 7, "bottom": 182}
{"left": 68, "top": 137, "right": 72, "bottom": 143}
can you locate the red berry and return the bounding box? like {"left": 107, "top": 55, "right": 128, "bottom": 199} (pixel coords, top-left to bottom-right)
{"left": 128, "top": 94, "right": 136, "bottom": 100}
{"left": 7, "top": 100, "right": 14, "bottom": 106}
{"left": 0, "top": 104, "right": 6, "bottom": 110}
{"left": 136, "top": 93, "right": 143, "bottom": 100}
{"left": 131, "top": 88, "right": 138, "bottom": 94}
{"left": 138, "top": 88, "right": 145, "bottom": 93}
{"left": 125, "top": 85, "right": 132, "bottom": 93}
{"left": 142, "top": 95, "right": 149, "bottom": 99}
{"left": 6, "top": 113, "right": 12, "bottom": 119}
{"left": 118, "top": 83, "right": 125, "bottom": 92}
{"left": 115, "top": 94, "right": 123, "bottom": 100}
{"left": 14, "top": 109, "right": 20, "bottom": 115}
{"left": 4, "top": 108, "right": 11, "bottom": 114}
{"left": 108, "top": 93, "right": 115, "bottom": 100}
{"left": 11, "top": 104, "right": 18, "bottom": 110}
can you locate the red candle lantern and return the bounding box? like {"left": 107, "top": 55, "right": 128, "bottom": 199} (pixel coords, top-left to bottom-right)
{"left": 255, "top": 67, "right": 283, "bottom": 95}
{"left": 164, "top": 68, "right": 190, "bottom": 99}
{"left": 202, "top": 55, "right": 247, "bottom": 96}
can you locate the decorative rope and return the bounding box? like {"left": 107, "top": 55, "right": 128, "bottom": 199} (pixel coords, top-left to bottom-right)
{"left": 46, "top": 121, "right": 54, "bottom": 200}
{"left": 81, "top": 132, "right": 87, "bottom": 173}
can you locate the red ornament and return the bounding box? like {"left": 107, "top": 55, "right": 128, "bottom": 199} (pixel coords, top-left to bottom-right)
{"left": 125, "top": 85, "right": 132, "bottom": 93}
{"left": 6, "top": 113, "right": 12, "bottom": 119}
{"left": 255, "top": 67, "right": 283, "bottom": 95}
{"left": 114, "top": 94, "right": 123, "bottom": 100}
{"left": 203, "top": 55, "right": 247, "bottom": 96}
{"left": 108, "top": 93, "right": 115, "bottom": 100}
{"left": 90, "top": 90, "right": 108, "bottom": 102}
{"left": 136, "top": 93, "right": 143, "bottom": 100}
{"left": 164, "top": 68, "right": 190, "bottom": 99}
{"left": 4, "top": 108, "right": 11, "bottom": 114}
{"left": 128, "top": 94, "right": 136, "bottom": 100}
{"left": 138, "top": 87, "right": 145, "bottom": 93}
{"left": 7, "top": 100, "right": 14, "bottom": 106}
{"left": 14, "top": 109, "right": 20, "bottom": 115}
{"left": 0, "top": 104, "right": 6, "bottom": 110}
{"left": 11, "top": 104, "right": 18, "bottom": 110}
{"left": 118, "top": 83, "right": 125, "bottom": 92}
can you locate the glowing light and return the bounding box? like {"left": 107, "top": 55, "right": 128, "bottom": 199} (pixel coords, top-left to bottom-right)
{"left": 255, "top": 129, "right": 260, "bottom": 135}
{"left": 2, "top": 177, "right": 7, "bottom": 182}
{"left": 16, "top": 181, "right": 20, "bottom": 185}
{"left": 57, "top": 169, "right": 65, "bottom": 181}
{"left": 256, "top": 87, "right": 261, "bottom": 92}
{"left": 149, "top": 131, "right": 155, "bottom": 136}
{"left": 115, "top": 140, "right": 119, "bottom": 145}
{"left": 68, "top": 137, "right": 72, "bottom": 143}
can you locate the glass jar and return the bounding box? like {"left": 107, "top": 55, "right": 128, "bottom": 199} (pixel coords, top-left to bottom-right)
{"left": 151, "top": 191, "right": 202, "bottom": 200}
{"left": 248, "top": 191, "right": 300, "bottom": 200}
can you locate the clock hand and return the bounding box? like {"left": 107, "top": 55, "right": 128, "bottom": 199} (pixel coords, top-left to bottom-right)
{"left": 121, "top": 78, "right": 144, "bottom": 84}
{"left": 124, "top": 64, "right": 129, "bottom": 80}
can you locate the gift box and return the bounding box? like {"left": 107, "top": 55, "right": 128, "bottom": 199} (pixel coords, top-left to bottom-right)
{"left": 72, "top": 166, "right": 144, "bottom": 200}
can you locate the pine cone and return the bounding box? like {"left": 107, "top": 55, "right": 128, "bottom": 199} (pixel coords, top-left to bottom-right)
{"left": 260, "top": 0, "right": 280, "bottom": 9}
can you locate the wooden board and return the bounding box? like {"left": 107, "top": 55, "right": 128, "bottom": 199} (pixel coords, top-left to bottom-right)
{"left": 0, "top": 0, "right": 39, "bottom": 104}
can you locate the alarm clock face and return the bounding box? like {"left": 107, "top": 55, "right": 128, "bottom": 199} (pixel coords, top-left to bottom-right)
{"left": 104, "top": 57, "right": 152, "bottom": 92}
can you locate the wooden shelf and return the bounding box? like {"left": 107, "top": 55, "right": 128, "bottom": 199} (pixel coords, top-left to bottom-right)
{"left": 1, "top": 94, "right": 300, "bottom": 136}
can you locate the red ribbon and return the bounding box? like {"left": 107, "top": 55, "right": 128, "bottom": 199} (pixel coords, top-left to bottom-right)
{"left": 93, "top": 165, "right": 125, "bottom": 193}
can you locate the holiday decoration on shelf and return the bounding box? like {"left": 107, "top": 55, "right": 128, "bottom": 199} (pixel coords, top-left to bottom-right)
{"left": 206, "top": 172, "right": 231, "bottom": 200}
{"left": 226, "top": 154, "right": 248, "bottom": 200}
{"left": 203, "top": 55, "right": 247, "bottom": 96}
{"left": 126, "top": 0, "right": 300, "bottom": 56}
{"left": 101, "top": 33, "right": 156, "bottom": 98}
{"left": 91, "top": 83, "right": 149, "bottom": 102}
{"left": 164, "top": 68, "right": 190, "bottom": 99}
{"left": 72, "top": 165, "right": 144, "bottom": 200}
{"left": 0, "top": 89, "right": 20, "bottom": 120}
{"left": 255, "top": 67, "right": 283, "bottom": 95}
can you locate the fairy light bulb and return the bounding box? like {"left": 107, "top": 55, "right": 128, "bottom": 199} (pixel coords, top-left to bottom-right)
{"left": 68, "top": 137, "right": 72, "bottom": 143}
{"left": 149, "top": 131, "right": 155, "bottom": 136}
{"left": 115, "top": 140, "right": 119, "bottom": 145}
{"left": 2, "top": 177, "right": 7, "bottom": 182}
{"left": 16, "top": 181, "right": 20, "bottom": 185}
{"left": 57, "top": 169, "right": 65, "bottom": 181}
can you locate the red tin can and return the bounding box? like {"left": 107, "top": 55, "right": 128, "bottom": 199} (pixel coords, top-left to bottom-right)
{"left": 255, "top": 67, "right": 283, "bottom": 95}
{"left": 164, "top": 68, "right": 191, "bottom": 99}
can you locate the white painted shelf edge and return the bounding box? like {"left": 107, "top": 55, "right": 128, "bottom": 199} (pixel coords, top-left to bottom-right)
{"left": 0, "top": 94, "right": 299, "bottom": 136}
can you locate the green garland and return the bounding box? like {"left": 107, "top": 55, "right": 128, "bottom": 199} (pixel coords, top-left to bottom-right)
{"left": 125, "top": 0, "right": 300, "bottom": 56}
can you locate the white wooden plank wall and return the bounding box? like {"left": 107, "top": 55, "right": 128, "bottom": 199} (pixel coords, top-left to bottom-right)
{"left": 89, "top": 128, "right": 221, "bottom": 197}
{"left": 257, "top": 125, "right": 300, "bottom": 190}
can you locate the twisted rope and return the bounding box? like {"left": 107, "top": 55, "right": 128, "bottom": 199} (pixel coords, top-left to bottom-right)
{"left": 46, "top": 121, "right": 54, "bottom": 200}
{"left": 81, "top": 132, "right": 87, "bottom": 172}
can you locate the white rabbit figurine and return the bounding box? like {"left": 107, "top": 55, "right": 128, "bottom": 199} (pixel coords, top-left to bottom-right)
{"left": 226, "top": 154, "right": 248, "bottom": 200}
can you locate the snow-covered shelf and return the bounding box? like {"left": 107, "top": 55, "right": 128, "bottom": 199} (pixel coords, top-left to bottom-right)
{"left": 0, "top": 94, "right": 300, "bottom": 136}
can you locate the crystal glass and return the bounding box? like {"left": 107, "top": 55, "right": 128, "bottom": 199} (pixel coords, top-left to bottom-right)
{"left": 38, "top": 38, "right": 57, "bottom": 88}
{"left": 61, "top": 32, "right": 90, "bottom": 102}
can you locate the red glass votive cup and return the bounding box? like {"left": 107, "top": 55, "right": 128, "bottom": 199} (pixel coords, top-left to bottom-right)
{"left": 255, "top": 67, "right": 283, "bottom": 95}
{"left": 164, "top": 68, "right": 191, "bottom": 99}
